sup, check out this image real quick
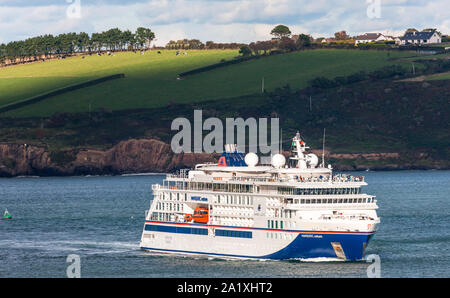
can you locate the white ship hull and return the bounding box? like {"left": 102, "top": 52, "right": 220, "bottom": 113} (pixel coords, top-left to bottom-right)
{"left": 140, "top": 220, "right": 377, "bottom": 260}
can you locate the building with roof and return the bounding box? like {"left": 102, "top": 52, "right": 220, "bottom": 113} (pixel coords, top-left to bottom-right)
{"left": 400, "top": 31, "right": 441, "bottom": 45}
{"left": 355, "top": 33, "right": 393, "bottom": 44}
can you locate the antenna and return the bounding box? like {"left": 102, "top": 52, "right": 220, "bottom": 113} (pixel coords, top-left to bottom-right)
{"left": 322, "top": 128, "right": 326, "bottom": 168}
{"left": 280, "top": 128, "right": 282, "bottom": 154}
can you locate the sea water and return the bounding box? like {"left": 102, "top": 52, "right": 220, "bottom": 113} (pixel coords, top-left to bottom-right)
{"left": 0, "top": 171, "right": 449, "bottom": 278}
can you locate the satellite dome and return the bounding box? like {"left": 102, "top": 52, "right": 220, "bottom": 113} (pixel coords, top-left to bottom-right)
{"left": 271, "top": 154, "right": 286, "bottom": 168}
{"left": 244, "top": 153, "right": 259, "bottom": 167}
{"left": 306, "top": 153, "right": 319, "bottom": 168}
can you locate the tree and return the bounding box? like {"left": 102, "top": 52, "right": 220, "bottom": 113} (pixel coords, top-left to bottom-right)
{"left": 0, "top": 43, "right": 6, "bottom": 66}
{"left": 296, "top": 34, "right": 312, "bottom": 49}
{"left": 135, "top": 27, "right": 155, "bottom": 50}
{"left": 239, "top": 46, "right": 252, "bottom": 57}
{"left": 270, "top": 25, "right": 291, "bottom": 39}
{"left": 334, "top": 30, "right": 348, "bottom": 40}
{"left": 259, "top": 40, "right": 275, "bottom": 54}
{"left": 278, "top": 37, "right": 296, "bottom": 52}
{"left": 404, "top": 28, "right": 418, "bottom": 36}
{"left": 422, "top": 28, "right": 442, "bottom": 36}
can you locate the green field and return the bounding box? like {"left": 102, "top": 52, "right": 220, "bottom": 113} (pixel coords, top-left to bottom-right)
{"left": 426, "top": 71, "right": 450, "bottom": 80}
{"left": 0, "top": 49, "right": 417, "bottom": 117}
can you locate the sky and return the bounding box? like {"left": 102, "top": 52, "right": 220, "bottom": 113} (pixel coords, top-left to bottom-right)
{"left": 0, "top": 0, "right": 448, "bottom": 45}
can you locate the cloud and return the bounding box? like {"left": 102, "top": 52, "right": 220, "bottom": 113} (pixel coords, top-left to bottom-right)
{"left": 0, "top": 0, "right": 448, "bottom": 45}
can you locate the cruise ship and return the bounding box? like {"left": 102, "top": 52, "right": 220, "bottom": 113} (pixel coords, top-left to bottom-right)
{"left": 140, "top": 132, "right": 380, "bottom": 260}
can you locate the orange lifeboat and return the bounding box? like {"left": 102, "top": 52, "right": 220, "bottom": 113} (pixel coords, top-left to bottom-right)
{"left": 184, "top": 207, "right": 209, "bottom": 224}
{"left": 184, "top": 214, "right": 193, "bottom": 222}
{"left": 192, "top": 207, "right": 209, "bottom": 224}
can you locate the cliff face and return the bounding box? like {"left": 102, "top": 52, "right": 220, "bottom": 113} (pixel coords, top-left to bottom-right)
{"left": 0, "top": 139, "right": 216, "bottom": 177}
{"left": 0, "top": 139, "right": 447, "bottom": 177}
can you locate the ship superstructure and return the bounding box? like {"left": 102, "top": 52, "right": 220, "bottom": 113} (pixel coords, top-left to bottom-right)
{"left": 140, "top": 132, "right": 380, "bottom": 260}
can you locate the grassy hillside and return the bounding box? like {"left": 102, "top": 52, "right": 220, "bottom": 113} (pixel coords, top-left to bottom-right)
{"left": 0, "top": 49, "right": 416, "bottom": 117}
{"left": 0, "top": 50, "right": 237, "bottom": 116}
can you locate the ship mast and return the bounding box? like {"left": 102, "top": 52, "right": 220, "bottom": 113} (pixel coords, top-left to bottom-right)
{"left": 290, "top": 132, "right": 309, "bottom": 169}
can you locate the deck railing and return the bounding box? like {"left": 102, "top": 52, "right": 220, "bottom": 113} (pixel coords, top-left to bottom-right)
{"left": 166, "top": 173, "right": 364, "bottom": 184}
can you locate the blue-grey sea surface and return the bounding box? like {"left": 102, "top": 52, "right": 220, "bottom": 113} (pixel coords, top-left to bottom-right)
{"left": 0, "top": 171, "right": 448, "bottom": 278}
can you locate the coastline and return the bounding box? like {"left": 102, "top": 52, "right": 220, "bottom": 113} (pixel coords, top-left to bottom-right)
{"left": 0, "top": 139, "right": 448, "bottom": 178}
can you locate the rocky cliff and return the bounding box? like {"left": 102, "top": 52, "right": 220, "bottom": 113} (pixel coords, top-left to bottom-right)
{"left": 0, "top": 139, "right": 216, "bottom": 177}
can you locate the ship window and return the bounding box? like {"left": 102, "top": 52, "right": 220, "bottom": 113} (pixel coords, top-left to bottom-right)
{"left": 280, "top": 221, "right": 283, "bottom": 229}
{"left": 344, "top": 199, "right": 348, "bottom": 203}
{"left": 306, "top": 199, "right": 310, "bottom": 204}
{"left": 311, "top": 199, "right": 316, "bottom": 204}
{"left": 327, "top": 199, "right": 332, "bottom": 204}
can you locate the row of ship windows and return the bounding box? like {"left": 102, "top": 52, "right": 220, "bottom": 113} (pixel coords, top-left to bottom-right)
{"left": 156, "top": 193, "right": 372, "bottom": 207}
{"left": 217, "top": 195, "right": 253, "bottom": 206}
{"left": 145, "top": 224, "right": 208, "bottom": 235}
{"left": 266, "top": 232, "right": 295, "bottom": 240}
{"left": 279, "top": 187, "right": 362, "bottom": 195}
{"left": 167, "top": 183, "right": 362, "bottom": 196}
{"left": 160, "top": 192, "right": 187, "bottom": 201}
{"left": 296, "top": 197, "right": 374, "bottom": 204}
{"left": 144, "top": 224, "right": 253, "bottom": 239}
{"left": 268, "top": 220, "right": 285, "bottom": 229}
{"left": 215, "top": 230, "right": 252, "bottom": 239}
{"left": 158, "top": 192, "right": 254, "bottom": 206}
{"left": 155, "top": 203, "right": 183, "bottom": 212}
{"left": 151, "top": 212, "right": 178, "bottom": 222}
{"left": 170, "top": 182, "right": 253, "bottom": 193}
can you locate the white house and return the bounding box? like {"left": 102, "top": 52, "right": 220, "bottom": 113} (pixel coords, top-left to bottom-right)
{"left": 400, "top": 31, "right": 442, "bottom": 45}
{"left": 355, "top": 33, "right": 393, "bottom": 44}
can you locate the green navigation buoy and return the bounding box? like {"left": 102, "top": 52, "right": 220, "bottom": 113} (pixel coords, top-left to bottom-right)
{"left": 2, "top": 209, "right": 12, "bottom": 220}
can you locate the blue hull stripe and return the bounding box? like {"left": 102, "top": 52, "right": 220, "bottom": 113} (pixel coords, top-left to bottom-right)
{"left": 144, "top": 220, "right": 374, "bottom": 236}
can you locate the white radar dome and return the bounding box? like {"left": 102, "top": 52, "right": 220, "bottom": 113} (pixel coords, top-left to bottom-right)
{"left": 271, "top": 154, "right": 286, "bottom": 168}
{"left": 306, "top": 154, "right": 319, "bottom": 168}
{"left": 244, "top": 153, "right": 259, "bottom": 167}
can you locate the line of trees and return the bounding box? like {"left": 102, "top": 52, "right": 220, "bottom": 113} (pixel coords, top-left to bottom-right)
{"left": 239, "top": 25, "right": 313, "bottom": 57}
{"left": 0, "top": 27, "right": 155, "bottom": 66}
{"left": 165, "top": 39, "right": 247, "bottom": 50}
